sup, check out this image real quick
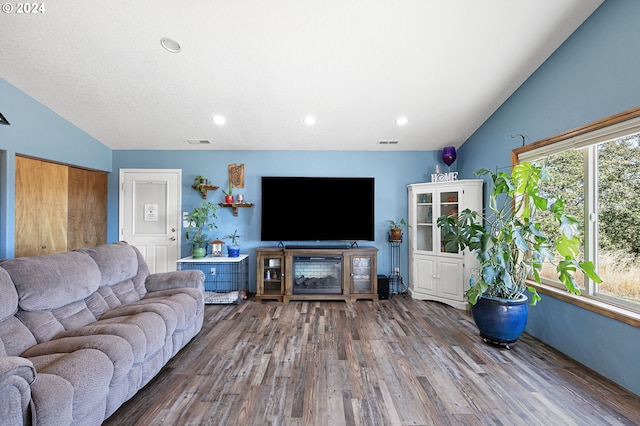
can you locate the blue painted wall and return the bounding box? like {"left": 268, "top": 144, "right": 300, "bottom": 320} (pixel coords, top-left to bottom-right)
{"left": 111, "top": 149, "right": 444, "bottom": 293}
{"left": 458, "top": 0, "right": 640, "bottom": 396}
{"left": 0, "top": 77, "right": 111, "bottom": 258}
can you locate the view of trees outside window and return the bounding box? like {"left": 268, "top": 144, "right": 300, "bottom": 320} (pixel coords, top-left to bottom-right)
{"left": 533, "top": 149, "right": 586, "bottom": 289}
{"left": 531, "top": 133, "right": 640, "bottom": 306}
{"left": 596, "top": 135, "right": 640, "bottom": 303}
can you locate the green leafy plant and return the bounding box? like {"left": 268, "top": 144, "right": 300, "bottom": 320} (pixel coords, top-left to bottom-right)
{"left": 222, "top": 229, "right": 242, "bottom": 246}
{"left": 194, "top": 175, "right": 209, "bottom": 195}
{"left": 185, "top": 201, "right": 218, "bottom": 247}
{"left": 437, "top": 162, "right": 602, "bottom": 306}
{"left": 389, "top": 218, "right": 409, "bottom": 230}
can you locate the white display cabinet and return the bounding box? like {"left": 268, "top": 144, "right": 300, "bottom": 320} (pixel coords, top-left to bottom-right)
{"left": 407, "top": 180, "right": 483, "bottom": 309}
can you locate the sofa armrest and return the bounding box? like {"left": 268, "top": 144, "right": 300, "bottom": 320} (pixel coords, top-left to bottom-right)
{"left": 145, "top": 270, "right": 204, "bottom": 293}
{"left": 0, "top": 356, "right": 36, "bottom": 425}
{"left": 0, "top": 356, "right": 35, "bottom": 384}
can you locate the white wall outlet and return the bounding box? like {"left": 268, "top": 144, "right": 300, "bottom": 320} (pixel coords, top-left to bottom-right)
{"left": 210, "top": 267, "right": 216, "bottom": 275}
{"left": 182, "top": 211, "right": 190, "bottom": 228}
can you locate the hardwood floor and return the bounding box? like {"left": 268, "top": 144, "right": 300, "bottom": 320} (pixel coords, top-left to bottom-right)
{"left": 104, "top": 296, "right": 640, "bottom": 425}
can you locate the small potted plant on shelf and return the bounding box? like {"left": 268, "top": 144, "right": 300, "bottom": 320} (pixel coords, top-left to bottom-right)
{"left": 222, "top": 181, "right": 234, "bottom": 203}
{"left": 185, "top": 201, "right": 218, "bottom": 258}
{"left": 194, "top": 175, "right": 209, "bottom": 196}
{"left": 436, "top": 162, "right": 601, "bottom": 348}
{"left": 389, "top": 218, "right": 408, "bottom": 241}
{"left": 222, "top": 229, "right": 241, "bottom": 257}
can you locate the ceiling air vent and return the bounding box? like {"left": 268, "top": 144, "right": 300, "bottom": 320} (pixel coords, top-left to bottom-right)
{"left": 187, "top": 139, "right": 211, "bottom": 145}
{"left": 377, "top": 140, "right": 399, "bottom": 145}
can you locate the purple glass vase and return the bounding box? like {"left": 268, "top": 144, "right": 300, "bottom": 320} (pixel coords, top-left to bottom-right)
{"left": 442, "top": 146, "right": 457, "bottom": 167}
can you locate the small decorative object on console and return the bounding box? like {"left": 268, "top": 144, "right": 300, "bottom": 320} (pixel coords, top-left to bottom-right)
{"left": 211, "top": 238, "right": 224, "bottom": 257}
{"left": 222, "top": 180, "right": 234, "bottom": 203}
{"left": 442, "top": 146, "right": 457, "bottom": 167}
{"left": 430, "top": 146, "right": 459, "bottom": 182}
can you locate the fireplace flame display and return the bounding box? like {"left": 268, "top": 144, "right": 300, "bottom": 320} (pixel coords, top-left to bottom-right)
{"left": 293, "top": 256, "right": 342, "bottom": 294}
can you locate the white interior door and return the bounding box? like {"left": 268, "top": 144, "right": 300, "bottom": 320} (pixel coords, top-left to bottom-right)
{"left": 119, "top": 169, "right": 181, "bottom": 273}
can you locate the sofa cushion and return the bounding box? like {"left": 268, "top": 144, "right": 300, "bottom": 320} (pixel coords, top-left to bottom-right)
{"left": 78, "top": 242, "right": 148, "bottom": 298}
{"left": 29, "top": 348, "right": 112, "bottom": 422}
{"left": 0, "top": 268, "right": 37, "bottom": 357}
{"left": 0, "top": 317, "right": 37, "bottom": 357}
{"left": 100, "top": 301, "right": 178, "bottom": 338}
{"left": 0, "top": 252, "right": 101, "bottom": 311}
{"left": 0, "top": 268, "right": 18, "bottom": 320}
{"left": 97, "top": 280, "right": 141, "bottom": 309}
{"left": 29, "top": 373, "right": 74, "bottom": 426}
{"left": 0, "top": 357, "right": 37, "bottom": 425}
{"left": 15, "top": 311, "right": 65, "bottom": 344}
{"left": 144, "top": 290, "right": 201, "bottom": 331}
{"left": 22, "top": 335, "right": 134, "bottom": 385}
{"left": 55, "top": 312, "right": 166, "bottom": 365}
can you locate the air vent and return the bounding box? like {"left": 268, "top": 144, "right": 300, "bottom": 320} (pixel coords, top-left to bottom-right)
{"left": 187, "top": 139, "right": 211, "bottom": 145}
{"left": 377, "top": 140, "right": 399, "bottom": 145}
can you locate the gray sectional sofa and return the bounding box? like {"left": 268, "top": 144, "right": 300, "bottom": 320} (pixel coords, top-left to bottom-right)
{"left": 0, "top": 241, "right": 205, "bottom": 425}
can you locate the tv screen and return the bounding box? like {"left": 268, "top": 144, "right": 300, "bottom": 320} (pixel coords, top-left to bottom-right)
{"left": 261, "top": 177, "right": 375, "bottom": 242}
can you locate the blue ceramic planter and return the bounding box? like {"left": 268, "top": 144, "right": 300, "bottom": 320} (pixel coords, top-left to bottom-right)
{"left": 471, "top": 294, "right": 528, "bottom": 345}
{"left": 227, "top": 246, "right": 240, "bottom": 257}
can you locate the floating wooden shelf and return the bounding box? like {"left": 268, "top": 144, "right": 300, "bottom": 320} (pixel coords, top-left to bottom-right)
{"left": 219, "top": 202, "right": 254, "bottom": 216}
{"left": 192, "top": 185, "right": 219, "bottom": 199}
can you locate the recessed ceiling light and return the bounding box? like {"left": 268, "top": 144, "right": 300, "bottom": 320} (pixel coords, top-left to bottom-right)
{"left": 303, "top": 116, "right": 316, "bottom": 126}
{"left": 378, "top": 140, "right": 399, "bottom": 145}
{"left": 187, "top": 139, "right": 211, "bottom": 145}
{"left": 395, "top": 117, "right": 408, "bottom": 126}
{"left": 160, "top": 37, "right": 181, "bottom": 53}
{"left": 213, "top": 115, "right": 226, "bottom": 125}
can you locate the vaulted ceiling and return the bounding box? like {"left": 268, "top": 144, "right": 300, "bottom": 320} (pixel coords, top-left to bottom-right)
{"left": 0, "top": 1, "right": 603, "bottom": 151}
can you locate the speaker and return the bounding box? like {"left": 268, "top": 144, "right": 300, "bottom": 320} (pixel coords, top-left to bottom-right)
{"left": 377, "top": 275, "right": 389, "bottom": 300}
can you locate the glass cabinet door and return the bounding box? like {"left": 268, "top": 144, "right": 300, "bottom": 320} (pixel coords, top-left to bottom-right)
{"left": 351, "top": 256, "right": 372, "bottom": 293}
{"left": 262, "top": 256, "right": 283, "bottom": 294}
{"left": 439, "top": 191, "right": 459, "bottom": 253}
{"left": 416, "top": 192, "right": 434, "bottom": 252}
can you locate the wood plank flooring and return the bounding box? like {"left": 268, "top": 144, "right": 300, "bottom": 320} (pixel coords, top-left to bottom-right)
{"left": 104, "top": 295, "right": 640, "bottom": 425}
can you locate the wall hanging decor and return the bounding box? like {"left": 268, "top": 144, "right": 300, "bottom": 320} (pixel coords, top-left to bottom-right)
{"left": 228, "top": 163, "right": 244, "bottom": 188}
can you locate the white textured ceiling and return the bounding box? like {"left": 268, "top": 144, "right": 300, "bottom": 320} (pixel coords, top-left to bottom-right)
{"left": 0, "top": 1, "right": 602, "bottom": 151}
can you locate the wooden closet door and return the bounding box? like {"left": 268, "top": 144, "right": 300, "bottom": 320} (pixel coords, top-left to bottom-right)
{"left": 15, "top": 156, "right": 69, "bottom": 257}
{"left": 67, "top": 167, "right": 107, "bottom": 250}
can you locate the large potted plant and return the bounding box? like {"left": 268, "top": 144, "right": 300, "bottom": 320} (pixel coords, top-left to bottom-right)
{"left": 185, "top": 201, "right": 218, "bottom": 258}
{"left": 437, "top": 162, "right": 601, "bottom": 348}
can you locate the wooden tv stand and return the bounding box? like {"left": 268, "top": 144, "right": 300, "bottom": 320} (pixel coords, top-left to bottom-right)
{"left": 255, "top": 246, "right": 378, "bottom": 303}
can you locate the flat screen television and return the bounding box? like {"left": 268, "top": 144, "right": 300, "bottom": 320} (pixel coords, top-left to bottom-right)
{"left": 261, "top": 177, "right": 375, "bottom": 243}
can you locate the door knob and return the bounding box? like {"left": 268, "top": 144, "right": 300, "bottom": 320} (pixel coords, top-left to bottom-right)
{"left": 170, "top": 237, "right": 176, "bottom": 241}
{"left": 171, "top": 228, "right": 176, "bottom": 232}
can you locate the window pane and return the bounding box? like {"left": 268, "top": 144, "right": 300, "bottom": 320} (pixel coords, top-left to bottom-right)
{"left": 596, "top": 134, "right": 640, "bottom": 304}
{"left": 531, "top": 150, "right": 586, "bottom": 290}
